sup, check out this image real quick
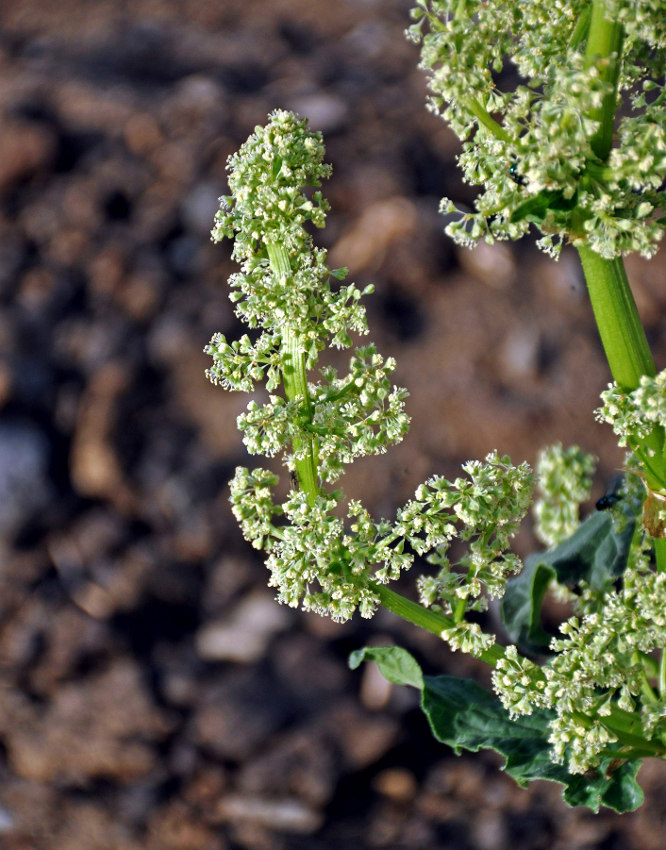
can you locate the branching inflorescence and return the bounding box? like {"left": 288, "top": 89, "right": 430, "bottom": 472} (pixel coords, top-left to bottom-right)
{"left": 207, "top": 0, "right": 666, "bottom": 811}
{"left": 207, "top": 110, "right": 532, "bottom": 626}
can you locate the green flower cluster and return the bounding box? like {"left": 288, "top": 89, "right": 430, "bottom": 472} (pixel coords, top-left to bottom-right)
{"left": 230, "top": 450, "right": 532, "bottom": 625}
{"left": 604, "top": 0, "right": 666, "bottom": 49}
{"left": 489, "top": 438, "right": 666, "bottom": 775}
{"left": 533, "top": 443, "right": 596, "bottom": 547}
{"left": 208, "top": 111, "right": 533, "bottom": 627}
{"left": 229, "top": 344, "right": 409, "bottom": 481}
{"left": 597, "top": 370, "right": 666, "bottom": 447}
{"left": 407, "top": 0, "right": 666, "bottom": 258}
{"left": 493, "top": 545, "right": 666, "bottom": 773}
{"left": 415, "top": 454, "right": 533, "bottom": 619}
{"left": 206, "top": 111, "right": 371, "bottom": 374}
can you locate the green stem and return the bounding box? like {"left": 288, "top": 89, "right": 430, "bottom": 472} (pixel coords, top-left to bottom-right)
{"left": 266, "top": 242, "right": 320, "bottom": 504}
{"left": 599, "top": 706, "right": 666, "bottom": 755}
{"left": 632, "top": 651, "right": 657, "bottom": 704}
{"left": 576, "top": 248, "right": 666, "bottom": 495}
{"left": 569, "top": 4, "right": 592, "bottom": 50}
{"left": 577, "top": 249, "right": 655, "bottom": 390}
{"left": 585, "top": 0, "right": 623, "bottom": 162}
{"left": 660, "top": 648, "right": 666, "bottom": 698}
{"left": 372, "top": 583, "right": 505, "bottom": 666}
{"left": 655, "top": 538, "right": 666, "bottom": 575}
{"left": 468, "top": 98, "right": 513, "bottom": 144}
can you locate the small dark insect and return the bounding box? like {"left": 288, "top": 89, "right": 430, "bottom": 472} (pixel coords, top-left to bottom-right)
{"left": 596, "top": 474, "right": 625, "bottom": 510}
{"left": 290, "top": 470, "right": 298, "bottom": 489}
{"left": 509, "top": 161, "right": 526, "bottom": 186}
{"left": 596, "top": 492, "right": 622, "bottom": 510}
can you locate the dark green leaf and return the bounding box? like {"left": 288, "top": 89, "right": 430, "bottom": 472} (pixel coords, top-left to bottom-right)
{"left": 530, "top": 510, "right": 635, "bottom": 590}
{"left": 422, "top": 673, "right": 643, "bottom": 812}
{"left": 500, "top": 557, "right": 556, "bottom": 652}
{"left": 351, "top": 644, "right": 644, "bottom": 812}
{"left": 501, "top": 507, "right": 637, "bottom": 654}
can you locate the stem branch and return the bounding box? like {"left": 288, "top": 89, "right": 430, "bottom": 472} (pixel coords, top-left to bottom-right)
{"left": 266, "top": 242, "right": 320, "bottom": 504}
{"left": 372, "top": 583, "right": 505, "bottom": 666}
{"left": 468, "top": 98, "right": 513, "bottom": 144}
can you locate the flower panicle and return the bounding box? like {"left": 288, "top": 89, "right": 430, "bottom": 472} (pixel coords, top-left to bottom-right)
{"left": 408, "top": 1, "right": 666, "bottom": 259}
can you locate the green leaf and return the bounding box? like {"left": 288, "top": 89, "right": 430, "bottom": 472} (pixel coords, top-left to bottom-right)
{"left": 349, "top": 645, "right": 423, "bottom": 689}
{"left": 351, "top": 644, "right": 644, "bottom": 813}
{"left": 422, "top": 673, "right": 644, "bottom": 812}
{"left": 501, "top": 507, "right": 637, "bottom": 654}
{"left": 529, "top": 509, "right": 635, "bottom": 590}
{"left": 501, "top": 558, "right": 556, "bottom": 652}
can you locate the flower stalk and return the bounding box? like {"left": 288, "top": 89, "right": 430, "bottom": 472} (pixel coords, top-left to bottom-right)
{"left": 265, "top": 241, "right": 320, "bottom": 504}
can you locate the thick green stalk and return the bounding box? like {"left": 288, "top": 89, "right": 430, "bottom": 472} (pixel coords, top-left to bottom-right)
{"left": 579, "top": 4, "right": 651, "bottom": 391}
{"left": 579, "top": 2, "right": 666, "bottom": 571}
{"left": 577, "top": 247, "right": 666, "bottom": 492}
{"left": 372, "top": 583, "right": 506, "bottom": 666}
{"left": 577, "top": 248, "right": 666, "bottom": 573}
{"left": 577, "top": 249, "right": 655, "bottom": 391}
{"left": 266, "top": 242, "right": 320, "bottom": 504}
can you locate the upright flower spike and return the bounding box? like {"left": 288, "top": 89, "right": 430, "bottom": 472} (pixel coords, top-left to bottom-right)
{"left": 207, "top": 112, "right": 533, "bottom": 628}
{"left": 205, "top": 110, "right": 382, "bottom": 501}
{"left": 212, "top": 109, "right": 331, "bottom": 265}
{"left": 206, "top": 111, "right": 414, "bottom": 619}
{"left": 208, "top": 110, "right": 369, "bottom": 354}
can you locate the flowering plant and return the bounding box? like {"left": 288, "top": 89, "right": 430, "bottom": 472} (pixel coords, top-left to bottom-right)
{"left": 206, "top": 0, "right": 666, "bottom": 812}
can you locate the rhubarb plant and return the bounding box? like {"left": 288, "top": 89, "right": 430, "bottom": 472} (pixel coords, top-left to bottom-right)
{"left": 206, "top": 0, "right": 666, "bottom": 812}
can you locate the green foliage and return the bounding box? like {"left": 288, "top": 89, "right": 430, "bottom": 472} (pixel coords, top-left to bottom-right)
{"left": 501, "top": 486, "right": 640, "bottom": 653}
{"left": 351, "top": 646, "right": 645, "bottom": 812}
{"left": 500, "top": 558, "right": 557, "bottom": 653}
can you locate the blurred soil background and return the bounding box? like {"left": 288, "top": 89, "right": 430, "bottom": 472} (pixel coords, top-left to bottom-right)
{"left": 1, "top": 1, "right": 665, "bottom": 848}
